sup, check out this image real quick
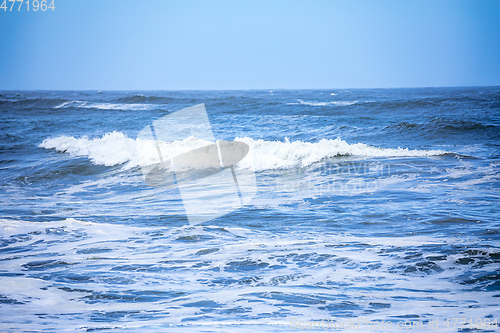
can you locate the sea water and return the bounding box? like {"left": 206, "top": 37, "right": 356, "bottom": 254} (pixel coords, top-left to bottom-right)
{"left": 0, "top": 88, "right": 499, "bottom": 331}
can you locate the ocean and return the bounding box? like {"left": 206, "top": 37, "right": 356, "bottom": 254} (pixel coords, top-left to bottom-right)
{"left": 0, "top": 87, "right": 499, "bottom": 332}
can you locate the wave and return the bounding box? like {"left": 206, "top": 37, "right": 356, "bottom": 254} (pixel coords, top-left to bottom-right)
{"left": 54, "top": 101, "right": 154, "bottom": 110}
{"left": 237, "top": 137, "right": 447, "bottom": 170}
{"left": 0, "top": 98, "right": 69, "bottom": 109}
{"left": 357, "top": 95, "right": 499, "bottom": 110}
{"left": 385, "top": 119, "right": 498, "bottom": 133}
{"left": 429, "top": 118, "right": 498, "bottom": 131}
{"left": 39, "top": 132, "right": 448, "bottom": 172}
{"left": 114, "top": 94, "right": 171, "bottom": 104}
{"left": 287, "top": 99, "right": 358, "bottom": 107}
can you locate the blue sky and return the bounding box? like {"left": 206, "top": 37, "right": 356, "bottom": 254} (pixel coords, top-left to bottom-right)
{"left": 0, "top": 0, "right": 499, "bottom": 90}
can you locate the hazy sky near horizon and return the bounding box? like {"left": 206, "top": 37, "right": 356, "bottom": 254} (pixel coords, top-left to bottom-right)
{"left": 1, "top": 0, "right": 499, "bottom": 90}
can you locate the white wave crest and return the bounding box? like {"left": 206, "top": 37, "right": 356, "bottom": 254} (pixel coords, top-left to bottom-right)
{"left": 39, "top": 132, "right": 447, "bottom": 171}
{"left": 237, "top": 137, "right": 447, "bottom": 171}
{"left": 287, "top": 99, "right": 358, "bottom": 106}
{"left": 54, "top": 101, "right": 152, "bottom": 110}
{"left": 39, "top": 132, "right": 212, "bottom": 169}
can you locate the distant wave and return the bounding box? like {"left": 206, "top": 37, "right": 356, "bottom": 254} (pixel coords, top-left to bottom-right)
{"left": 385, "top": 119, "right": 498, "bottom": 133}
{"left": 115, "top": 94, "right": 171, "bottom": 104}
{"left": 429, "top": 118, "right": 498, "bottom": 131}
{"left": 54, "top": 101, "right": 153, "bottom": 110}
{"left": 357, "top": 96, "right": 498, "bottom": 110}
{"left": 287, "top": 99, "right": 358, "bottom": 107}
{"left": 39, "top": 131, "right": 448, "bottom": 172}
{"left": 0, "top": 98, "right": 68, "bottom": 109}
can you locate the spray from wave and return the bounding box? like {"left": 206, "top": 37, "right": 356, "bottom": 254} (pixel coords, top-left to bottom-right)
{"left": 39, "top": 131, "right": 447, "bottom": 172}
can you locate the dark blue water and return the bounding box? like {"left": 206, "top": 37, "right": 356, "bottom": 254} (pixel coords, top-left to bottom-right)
{"left": 0, "top": 87, "right": 499, "bottom": 331}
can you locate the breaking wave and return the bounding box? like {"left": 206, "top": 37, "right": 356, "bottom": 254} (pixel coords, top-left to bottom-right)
{"left": 54, "top": 101, "right": 153, "bottom": 110}
{"left": 39, "top": 132, "right": 448, "bottom": 172}
{"left": 287, "top": 99, "right": 358, "bottom": 107}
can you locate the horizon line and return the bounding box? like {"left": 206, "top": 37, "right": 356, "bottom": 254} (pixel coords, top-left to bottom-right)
{"left": 1, "top": 84, "right": 499, "bottom": 92}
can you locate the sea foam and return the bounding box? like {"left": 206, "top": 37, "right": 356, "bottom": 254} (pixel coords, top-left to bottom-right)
{"left": 287, "top": 99, "right": 358, "bottom": 106}
{"left": 54, "top": 100, "right": 153, "bottom": 110}
{"left": 39, "top": 131, "right": 447, "bottom": 171}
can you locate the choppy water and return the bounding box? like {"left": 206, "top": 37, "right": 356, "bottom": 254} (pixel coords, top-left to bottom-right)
{"left": 0, "top": 88, "right": 499, "bottom": 331}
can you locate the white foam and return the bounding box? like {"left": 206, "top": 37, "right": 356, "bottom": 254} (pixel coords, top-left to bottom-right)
{"left": 88, "top": 102, "right": 152, "bottom": 110}
{"left": 287, "top": 99, "right": 358, "bottom": 106}
{"left": 39, "top": 132, "right": 447, "bottom": 171}
{"left": 54, "top": 100, "right": 152, "bottom": 110}
{"left": 40, "top": 132, "right": 143, "bottom": 167}
{"left": 1, "top": 217, "right": 498, "bottom": 331}
{"left": 53, "top": 101, "right": 74, "bottom": 108}
{"left": 236, "top": 137, "right": 447, "bottom": 171}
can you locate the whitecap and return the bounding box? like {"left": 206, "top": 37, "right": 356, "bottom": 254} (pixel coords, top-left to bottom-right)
{"left": 40, "top": 132, "right": 448, "bottom": 172}
{"left": 54, "top": 100, "right": 153, "bottom": 110}
{"left": 296, "top": 99, "right": 358, "bottom": 106}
